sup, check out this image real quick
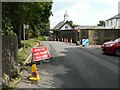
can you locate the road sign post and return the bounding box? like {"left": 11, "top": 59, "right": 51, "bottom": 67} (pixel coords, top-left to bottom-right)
{"left": 23, "top": 24, "right": 25, "bottom": 52}
{"left": 23, "top": 24, "right": 29, "bottom": 52}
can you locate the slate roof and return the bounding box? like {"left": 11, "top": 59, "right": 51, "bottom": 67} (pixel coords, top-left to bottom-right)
{"left": 75, "top": 25, "right": 111, "bottom": 29}
{"left": 53, "top": 20, "right": 74, "bottom": 30}
{"left": 75, "top": 25, "right": 92, "bottom": 29}
{"left": 53, "top": 21, "right": 65, "bottom": 29}
{"left": 106, "top": 13, "right": 120, "bottom": 21}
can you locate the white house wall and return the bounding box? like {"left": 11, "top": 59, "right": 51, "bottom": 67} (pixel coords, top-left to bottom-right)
{"left": 60, "top": 23, "right": 73, "bottom": 30}
{"left": 106, "top": 18, "right": 120, "bottom": 29}
{"left": 107, "top": 20, "right": 112, "bottom": 27}
{"left": 112, "top": 19, "right": 116, "bottom": 26}
{"left": 118, "top": 19, "right": 120, "bottom": 28}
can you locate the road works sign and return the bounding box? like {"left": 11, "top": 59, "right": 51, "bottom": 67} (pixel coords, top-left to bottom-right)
{"left": 82, "top": 39, "right": 89, "bottom": 45}
{"left": 31, "top": 46, "right": 50, "bottom": 61}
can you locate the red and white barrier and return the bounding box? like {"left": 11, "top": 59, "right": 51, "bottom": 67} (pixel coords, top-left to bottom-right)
{"left": 31, "top": 46, "right": 51, "bottom": 61}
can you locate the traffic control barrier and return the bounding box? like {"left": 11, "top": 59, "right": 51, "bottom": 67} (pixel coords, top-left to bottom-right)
{"left": 66, "top": 38, "right": 68, "bottom": 43}
{"left": 29, "top": 63, "right": 40, "bottom": 81}
{"left": 82, "top": 39, "right": 89, "bottom": 46}
{"left": 62, "top": 38, "right": 63, "bottom": 42}
{"left": 55, "top": 38, "right": 56, "bottom": 41}
{"left": 31, "top": 46, "right": 50, "bottom": 61}
{"left": 70, "top": 38, "right": 72, "bottom": 44}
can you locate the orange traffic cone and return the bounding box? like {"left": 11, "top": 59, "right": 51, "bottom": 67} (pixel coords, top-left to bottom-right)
{"left": 29, "top": 64, "right": 40, "bottom": 81}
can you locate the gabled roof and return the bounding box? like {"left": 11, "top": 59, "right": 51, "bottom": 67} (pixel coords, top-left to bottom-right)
{"left": 53, "top": 21, "right": 64, "bottom": 29}
{"left": 75, "top": 25, "right": 92, "bottom": 29}
{"left": 75, "top": 25, "right": 111, "bottom": 29}
{"left": 106, "top": 13, "right": 120, "bottom": 21}
{"left": 53, "top": 20, "right": 74, "bottom": 30}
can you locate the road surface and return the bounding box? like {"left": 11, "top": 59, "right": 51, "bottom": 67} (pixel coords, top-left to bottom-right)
{"left": 16, "top": 41, "right": 119, "bottom": 88}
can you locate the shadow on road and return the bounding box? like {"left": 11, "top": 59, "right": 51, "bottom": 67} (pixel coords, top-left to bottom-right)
{"left": 19, "top": 43, "right": 118, "bottom": 88}
{"left": 102, "top": 52, "right": 117, "bottom": 57}
{"left": 39, "top": 46, "right": 119, "bottom": 88}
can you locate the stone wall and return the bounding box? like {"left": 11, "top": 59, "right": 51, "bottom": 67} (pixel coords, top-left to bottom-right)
{"left": 80, "top": 29, "right": 88, "bottom": 39}
{"left": 2, "top": 35, "right": 19, "bottom": 87}
{"left": 88, "top": 29, "right": 120, "bottom": 45}
{"left": 53, "top": 29, "right": 120, "bottom": 45}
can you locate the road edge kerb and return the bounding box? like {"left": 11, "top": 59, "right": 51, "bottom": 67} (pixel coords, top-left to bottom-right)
{"left": 18, "top": 48, "right": 23, "bottom": 52}
{"left": 3, "top": 40, "right": 44, "bottom": 88}
{"left": 23, "top": 53, "right": 32, "bottom": 65}
{"left": 13, "top": 41, "right": 44, "bottom": 88}
{"left": 65, "top": 42, "right": 101, "bottom": 47}
{"left": 8, "top": 53, "right": 33, "bottom": 88}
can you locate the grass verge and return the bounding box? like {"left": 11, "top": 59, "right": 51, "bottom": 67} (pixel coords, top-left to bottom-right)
{"left": 18, "top": 39, "right": 36, "bottom": 64}
{"left": 8, "top": 36, "right": 45, "bottom": 88}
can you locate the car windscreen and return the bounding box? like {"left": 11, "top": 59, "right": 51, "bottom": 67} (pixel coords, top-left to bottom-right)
{"left": 114, "top": 38, "right": 120, "bottom": 42}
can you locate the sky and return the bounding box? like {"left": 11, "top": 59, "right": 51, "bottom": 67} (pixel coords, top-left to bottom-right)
{"left": 50, "top": 0, "right": 120, "bottom": 29}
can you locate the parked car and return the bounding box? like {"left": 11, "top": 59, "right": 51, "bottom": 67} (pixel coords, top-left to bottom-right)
{"left": 101, "top": 37, "right": 120, "bottom": 56}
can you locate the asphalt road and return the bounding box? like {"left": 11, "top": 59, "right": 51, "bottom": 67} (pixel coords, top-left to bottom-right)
{"left": 41, "top": 41, "right": 119, "bottom": 88}
{"left": 17, "top": 41, "right": 119, "bottom": 88}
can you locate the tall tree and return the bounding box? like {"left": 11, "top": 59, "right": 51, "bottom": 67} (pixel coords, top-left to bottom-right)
{"left": 2, "top": 2, "right": 53, "bottom": 47}
{"left": 2, "top": 2, "right": 23, "bottom": 47}
{"left": 97, "top": 20, "right": 106, "bottom": 26}
{"left": 69, "top": 20, "right": 79, "bottom": 28}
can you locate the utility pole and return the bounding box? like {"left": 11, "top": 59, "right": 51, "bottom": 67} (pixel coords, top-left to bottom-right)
{"left": 23, "top": 24, "right": 25, "bottom": 52}
{"left": 23, "top": 24, "right": 29, "bottom": 52}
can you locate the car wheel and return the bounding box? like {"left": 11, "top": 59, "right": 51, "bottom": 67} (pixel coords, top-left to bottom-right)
{"left": 115, "top": 48, "right": 120, "bottom": 56}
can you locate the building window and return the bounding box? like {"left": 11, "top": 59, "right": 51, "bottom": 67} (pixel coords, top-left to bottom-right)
{"left": 107, "top": 21, "right": 109, "bottom": 26}
{"left": 108, "top": 20, "right": 111, "bottom": 26}
{"left": 111, "top": 20, "right": 112, "bottom": 26}
{"left": 65, "top": 26, "right": 68, "bottom": 29}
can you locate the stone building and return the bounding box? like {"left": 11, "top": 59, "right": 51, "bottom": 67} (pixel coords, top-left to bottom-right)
{"left": 75, "top": 25, "right": 120, "bottom": 44}
{"left": 51, "top": 11, "right": 120, "bottom": 45}
{"left": 51, "top": 11, "right": 79, "bottom": 42}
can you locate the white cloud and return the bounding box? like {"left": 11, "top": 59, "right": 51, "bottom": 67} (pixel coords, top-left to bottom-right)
{"left": 94, "top": 0, "right": 119, "bottom": 5}
{"left": 53, "top": 0, "right": 80, "bottom": 3}
{"left": 50, "top": 0, "right": 120, "bottom": 28}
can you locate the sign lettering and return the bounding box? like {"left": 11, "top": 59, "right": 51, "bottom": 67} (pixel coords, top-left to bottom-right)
{"left": 31, "top": 46, "right": 50, "bottom": 61}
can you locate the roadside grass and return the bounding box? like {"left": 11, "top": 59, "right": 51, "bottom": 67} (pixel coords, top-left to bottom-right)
{"left": 35, "top": 36, "right": 47, "bottom": 41}
{"left": 18, "top": 39, "right": 36, "bottom": 65}
{"left": 6, "top": 36, "right": 47, "bottom": 88}
{"left": 18, "top": 35, "right": 47, "bottom": 65}
{"left": 6, "top": 39, "right": 36, "bottom": 88}
{"left": 10, "top": 36, "right": 46, "bottom": 88}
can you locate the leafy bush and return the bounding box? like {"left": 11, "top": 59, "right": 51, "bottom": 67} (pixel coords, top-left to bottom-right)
{"left": 36, "top": 36, "right": 47, "bottom": 41}
{"left": 27, "top": 28, "right": 34, "bottom": 38}
{"left": 11, "top": 68, "right": 19, "bottom": 79}
{"left": 3, "top": 18, "right": 16, "bottom": 36}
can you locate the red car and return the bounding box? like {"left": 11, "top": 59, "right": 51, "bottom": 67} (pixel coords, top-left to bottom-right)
{"left": 101, "top": 37, "right": 120, "bottom": 56}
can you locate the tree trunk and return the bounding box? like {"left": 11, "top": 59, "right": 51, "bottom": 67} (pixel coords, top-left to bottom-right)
{"left": 13, "top": 19, "right": 22, "bottom": 48}
{"left": 18, "top": 22, "right": 22, "bottom": 48}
